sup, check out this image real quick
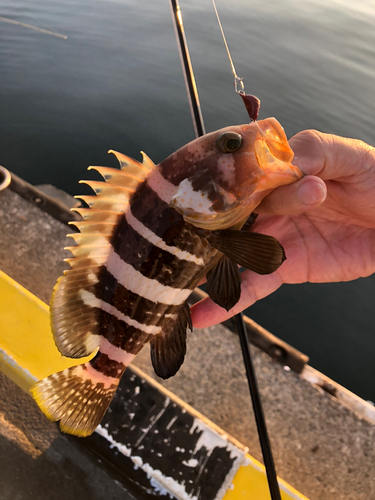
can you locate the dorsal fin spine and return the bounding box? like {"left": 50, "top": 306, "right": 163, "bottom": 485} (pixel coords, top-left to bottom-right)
{"left": 50, "top": 150, "right": 156, "bottom": 359}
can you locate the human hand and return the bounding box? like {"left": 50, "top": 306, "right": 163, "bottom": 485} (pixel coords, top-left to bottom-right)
{"left": 191, "top": 130, "right": 375, "bottom": 328}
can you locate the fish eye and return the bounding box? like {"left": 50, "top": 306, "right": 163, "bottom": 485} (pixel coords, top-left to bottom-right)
{"left": 217, "top": 132, "right": 243, "bottom": 154}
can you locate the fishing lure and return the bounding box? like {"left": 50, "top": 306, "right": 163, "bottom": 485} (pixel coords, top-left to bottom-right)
{"left": 31, "top": 117, "right": 302, "bottom": 436}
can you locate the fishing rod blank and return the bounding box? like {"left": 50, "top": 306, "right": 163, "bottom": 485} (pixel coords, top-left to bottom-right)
{"left": 170, "top": 1, "right": 282, "bottom": 499}
{"left": 169, "top": 0, "right": 205, "bottom": 138}
{"left": 236, "top": 313, "right": 282, "bottom": 500}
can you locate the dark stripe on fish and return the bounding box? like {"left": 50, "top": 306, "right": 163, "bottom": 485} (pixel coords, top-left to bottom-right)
{"left": 111, "top": 218, "right": 201, "bottom": 289}
{"left": 100, "top": 266, "right": 181, "bottom": 325}
{"left": 99, "top": 309, "right": 152, "bottom": 354}
{"left": 89, "top": 351, "right": 125, "bottom": 378}
{"left": 130, "top": 182, "right": 211, "bottom": 258}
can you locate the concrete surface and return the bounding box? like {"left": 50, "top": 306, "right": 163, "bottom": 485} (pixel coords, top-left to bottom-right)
{"left": 0, "top": 372, "right": 136, "bottom": 500}
{"left": 1, "top": 186, "right": 375, "bottom": 499}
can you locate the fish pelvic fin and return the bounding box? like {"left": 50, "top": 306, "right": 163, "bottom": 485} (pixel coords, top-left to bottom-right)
{"left": 206, "top": 255, "right": 242, "bottom": 311}
{"left": 31, "top": 364, "right": 119, "bottom": 437}
{"left": 150, "top": 303, "right": 192, "bottom": 380}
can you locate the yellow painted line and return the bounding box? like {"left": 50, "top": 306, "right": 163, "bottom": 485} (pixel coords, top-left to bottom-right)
{"left": 0, "top": 269, "right": 91, "bottom": 391}
{"left": 0, "top": 269, "right": 308, "bottom": 499}
{"left": 224, "top": 455, "right": 308, "bottom": 500}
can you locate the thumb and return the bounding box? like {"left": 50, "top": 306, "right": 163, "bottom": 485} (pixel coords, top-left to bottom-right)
{"left": 256, "top": 129, "right": 342, "bottom": 216}
{"left": 257, "top": 175, "right": 327, "bottom": 216}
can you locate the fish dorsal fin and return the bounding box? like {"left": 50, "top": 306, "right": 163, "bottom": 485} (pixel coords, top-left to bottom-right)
{"left": 51, "top": 151, "right": 156, "bottom": 359}
{"left": 208, "top": 230, "right": 286, "bottom": 275}
{"left": 206, "top": 255, "right": 242, "bottom": 311}
{"left": 150, "top": 303, "right": 192, "bottom": 379}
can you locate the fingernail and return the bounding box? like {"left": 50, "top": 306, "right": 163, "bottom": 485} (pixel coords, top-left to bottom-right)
{"left": 298, "top": 182, "right": 326, "bottom": 205}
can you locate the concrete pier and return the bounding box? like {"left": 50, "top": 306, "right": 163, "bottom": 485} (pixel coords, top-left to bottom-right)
{"left": 1, "top": 181, "right": 374, "bottom": 499}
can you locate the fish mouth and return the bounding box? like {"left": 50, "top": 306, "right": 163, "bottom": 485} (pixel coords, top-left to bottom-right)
{"left": 254, "top": 118, "right": 303, "bottom": 190}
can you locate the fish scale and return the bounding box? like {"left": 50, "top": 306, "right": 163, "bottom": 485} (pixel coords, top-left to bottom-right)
{"left": 32, "top": 118, "right": 303, "bottom": 436}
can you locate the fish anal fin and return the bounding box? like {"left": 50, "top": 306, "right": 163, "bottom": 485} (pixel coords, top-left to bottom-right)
{"left": 150, "top": 303, "right": 191, "bottom": 380}
{"left": 31, "top": 364, "right": 118, "bottom": 437}
{"left": 206, "top": 255, "right": 241, "bottom": 311}
{"left": 209, "top": 230, "right": 286, "bottom": 275}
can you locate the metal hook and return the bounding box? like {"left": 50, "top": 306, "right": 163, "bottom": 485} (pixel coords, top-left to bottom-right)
{"left": 0, "top": 166, "right": 11, "bottom": 192}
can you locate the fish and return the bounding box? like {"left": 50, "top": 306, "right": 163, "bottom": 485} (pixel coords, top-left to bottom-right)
{"left": 31, "top": 117, "right": 302, "bottom": 437}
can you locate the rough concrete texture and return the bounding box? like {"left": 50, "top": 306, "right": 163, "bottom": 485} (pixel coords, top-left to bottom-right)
{"left": 1, "top": 187, "right": 375, "bottom": 499}
{"left": 134, "top": 329, "right": 375, "bottom": 500}
{"left": 0, "top": 372, "right": 136, "bottom": 500}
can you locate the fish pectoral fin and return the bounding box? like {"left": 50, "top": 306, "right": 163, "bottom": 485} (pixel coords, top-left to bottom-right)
{"left": 208, "top": 230, "right": 286, "bottom": 275}
{"left": 150, "top": 303, "right": 191, "bottom": 380}
{"left": 206, "top": 255, "right": 241, "bottom": 311}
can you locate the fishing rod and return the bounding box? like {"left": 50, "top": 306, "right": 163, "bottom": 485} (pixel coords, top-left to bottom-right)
{"left": 169, "top": 2, "right": 282, "bottom": 499}
{"left": 169, "top": 0, "right": 205, "bottom": 137}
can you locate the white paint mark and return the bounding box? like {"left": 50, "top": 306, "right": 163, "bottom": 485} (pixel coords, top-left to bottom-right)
{"left": 165, "top": 415, "right": 178, "bottom": 431}
{"left": 182, "top": 459, "right": 199, "bottom": 468}
{"left": 134, "top": 398, "right": 170, "bottom": 448}
{"left": 95, "top": 414, "right": 249, "bottom": 500}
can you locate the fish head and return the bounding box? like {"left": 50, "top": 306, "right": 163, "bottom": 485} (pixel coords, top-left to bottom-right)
{"left": 164, "top": 117, "right": 303, "bottom": 230}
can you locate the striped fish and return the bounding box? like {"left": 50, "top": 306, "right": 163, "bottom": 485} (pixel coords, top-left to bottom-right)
{"left": 31, "top": 117, "right": 302, "bottom": 436}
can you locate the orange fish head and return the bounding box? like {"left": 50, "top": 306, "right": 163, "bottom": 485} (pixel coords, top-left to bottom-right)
{"left": 166, "top": 117, "right": 303, "bottom": 230}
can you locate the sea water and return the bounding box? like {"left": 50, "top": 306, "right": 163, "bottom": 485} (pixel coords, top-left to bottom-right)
{"left": 0, "top": 0, "right": 374, "bottom": 400}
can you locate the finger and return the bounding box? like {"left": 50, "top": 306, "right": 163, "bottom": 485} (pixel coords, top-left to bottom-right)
{"left": 191, "top": 272, "right": 282, "bottom": 329}
{"left": 289, "top": 129, "right": 375, "bottom": 180}
{"left": 257, "top": 175, "right": 327, "bottom": 215}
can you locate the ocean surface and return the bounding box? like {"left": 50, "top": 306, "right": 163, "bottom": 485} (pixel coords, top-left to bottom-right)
{"left": 1, "top": 0, "right": 375, "bottom": 401}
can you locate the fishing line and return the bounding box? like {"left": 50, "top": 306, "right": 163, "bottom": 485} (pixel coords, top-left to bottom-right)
{"left": 211, "top": 3, "right": 282, "bottom": 498}
{"left": 211, "top": 0, "right": 244, "bottom": 94}
{"left": 0, "top": 16, "right": 67, "bottom": 39}
{"left": 170, "top": 1, "right": 282, "bottom": 499}
{"left": 211, "top": 0, "right": 261, "bottom": 122}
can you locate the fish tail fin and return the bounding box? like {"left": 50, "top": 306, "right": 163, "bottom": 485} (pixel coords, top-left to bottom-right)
{"left": 31, "top": 363, "right": 119, "bottom": 437}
